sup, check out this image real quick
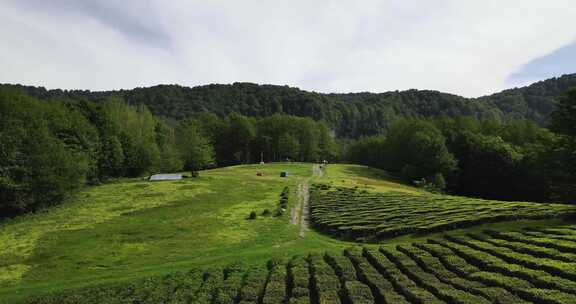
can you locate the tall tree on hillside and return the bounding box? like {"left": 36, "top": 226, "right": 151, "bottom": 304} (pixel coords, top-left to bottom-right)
{"left": 295, "top": 118, "right": 320, "bottom": 162}
{"left": 454, "top": 132, "right": 523, "bottom": 200}
{"left": 278, "top": 133, "right": 300, "bottom": 161}
{"left": 0, "top": 89, "right": 88, "bottom": 214}
{"left": 102, "top": 99, "right": 161, "bottom": 176}
{"left": 386, "top": 119, "right": 457, "bottom": 185}
{"left": 177, "top": 119, "right": 215, "bottom": 172}
{"left": 551, "top": 88, "right": 576, "bottom": 137}
{"left": 155, "top": 120, "right": 183, "bottom": 172}
{"left": 224, "top": 113, "right": 256, "bottom": 164}
{"left": 550, "top": 87, "right": 576, "bottom": 187}
{"left": 317, "top": 122, "right": 338, "bottom": 161}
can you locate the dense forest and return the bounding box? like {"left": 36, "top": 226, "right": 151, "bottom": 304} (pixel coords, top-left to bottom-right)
{"left": 1, "top": 74, "right": 576, "bottom": 217}
{"left": 0, "top": 88, "right": 337, "bottom": 217}
{"left": 346, "top": 88, "right": 576, "bottom": 203}
{"left": 3, "top": 73, "right": 576, "bottom": 138}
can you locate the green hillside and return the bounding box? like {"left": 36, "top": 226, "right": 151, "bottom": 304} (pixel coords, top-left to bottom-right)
{"left": 2, "top": 163, "right": 576, "bottom": 303}
{"left": 310, "top": 184, "right": 576, "bottom": 241}
{"left": 0, "top": 163, "right": 337, "bottom": 302}
{"left": 4, "top": 73, "right": 576, "bottom": 137}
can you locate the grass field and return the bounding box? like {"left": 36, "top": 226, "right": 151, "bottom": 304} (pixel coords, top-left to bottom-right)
{"left": 2, "top": 163, "right": 576, "bottom": 303}
{"left": 23, "top": 223, "right": 576, "bottom": 304}
{"left": 0, "top": 163, "right": 350, "bottom": 302}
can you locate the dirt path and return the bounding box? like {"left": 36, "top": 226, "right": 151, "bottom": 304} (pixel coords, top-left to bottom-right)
{"left": 290, "top": 181, "right": 302, "bottom": 226}
{"left": 291, "top": 165, "right": 321, "bottom": 236}
{"left": 313, "top": 164, "right": 324, "bottom": 178}
{"left": 296, "top": 164, "right": 323, "bottom": 237}
{"left": 299, "top": 181, "right": 310, "bottom": 238}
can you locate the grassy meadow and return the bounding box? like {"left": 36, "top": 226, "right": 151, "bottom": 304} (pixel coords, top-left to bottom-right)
{"left": 2, "top": 163, "right": 576, "bottom": 303}
{"left": 0, "top": 163, "right": 342, "bottom": 302}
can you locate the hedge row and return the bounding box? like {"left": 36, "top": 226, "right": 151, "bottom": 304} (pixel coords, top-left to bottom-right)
{"left": 25, "top": 227, "right": 576, "bottom": 304}
{"left": 309, "top": 184, "right": 576, "bottom": 242}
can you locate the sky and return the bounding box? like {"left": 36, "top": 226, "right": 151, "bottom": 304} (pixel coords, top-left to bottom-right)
{"left": 0, "top": 0, "right": 575, "bottom": 97}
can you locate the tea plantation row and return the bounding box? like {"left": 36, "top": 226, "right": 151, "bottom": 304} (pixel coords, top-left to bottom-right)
{"left": 309, "top": 184, "right": 576, "bottom": 241}
{"left": 25, "top": 226, "right": 576, "bottom": 303}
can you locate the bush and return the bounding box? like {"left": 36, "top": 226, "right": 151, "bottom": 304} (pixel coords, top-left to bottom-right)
{"left": 262, "top": 209, "right": 271, "bottom": 216}
{"left": 248, "top": 211, "right": 257, "bottom": 220}
{"left": 276, "top": 186, "right": 290, "bottom": 216}
{"left": 414, "top": 174, "right": 445, "bottom": 193}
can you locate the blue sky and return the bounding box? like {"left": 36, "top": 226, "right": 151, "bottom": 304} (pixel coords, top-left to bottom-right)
{"left": 508, "top": 41, "right": 576, "bottom": 88}
{"left": 0, "top": 0, "right": 575, "bottom": 97}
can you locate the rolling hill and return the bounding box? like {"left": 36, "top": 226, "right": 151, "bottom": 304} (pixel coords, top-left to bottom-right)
{"left": 2, "top": 163, "right": 576, "bottom": 303}
{"left": 3, "top": 73, "right": 576, "bottom": 137}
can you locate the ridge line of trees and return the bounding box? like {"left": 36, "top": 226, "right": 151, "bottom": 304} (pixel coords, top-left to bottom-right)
{"left": 3, "top": 73, "right": 576, "bottom": 138}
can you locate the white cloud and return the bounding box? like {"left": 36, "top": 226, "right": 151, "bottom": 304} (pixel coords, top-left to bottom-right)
{"left": 0, "top": 0, "right": 575, "bottom": 97}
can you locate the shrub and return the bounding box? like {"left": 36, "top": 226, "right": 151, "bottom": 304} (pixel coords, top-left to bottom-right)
{"left": 262, "top": 209, "right": 271, "bottom": 216}
{"left": 276, "top": 186, "right": 289, "bottom": 216}
{"left": 248, "top": 211, "right": 257, "bottom": 220}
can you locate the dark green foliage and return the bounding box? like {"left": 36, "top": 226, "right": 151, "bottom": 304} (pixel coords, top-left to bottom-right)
{"left": 25, "top": 269, "right": 205, "bottom": 304}
{"left": 0, "top": 89, "right": 90, "bottom": 215}
{"left": 550, "top": 87, "right": 576, "bottom": 185}
{"left": 155, "top": 120, "right": 184, "bottom": 172}
{"left": 344, "top": 116, "right": 569, "bottom": 202}
{"left": 308, "top": 253, "right": 341, "bottom": 304}
{"left": 276, "top": 186, "right": 290, "bottom": 215}
{"left": 213, "top": 262, "right": 246, "bottom": 304}
{"left": 10, "top": 74, "right": 576, "bottom": 138}
{"left": 176, "top": 118, "right": 215, "bottom": 171}
{"left": 249, "top": 211, "right": 257, "bottom": 220}
{"left": 551, "top": 87, "right": 576, "bottom": 137}
{"left": 0, "top": 87, "right": 338, "bottom": 217}
{"left": 238, "top": 266, "right": 268, "bottom": 303}
{"left": 345, "top": 119, "right": 457, "bottom": 193}
{"left": 262, "top": 259, "right": 288, "bottom": 304}
{"left": 0, "top": 90, "right": 182, "bottom": 215}
{"left": 286, "top": 256, "right": 310, "bottom": 302}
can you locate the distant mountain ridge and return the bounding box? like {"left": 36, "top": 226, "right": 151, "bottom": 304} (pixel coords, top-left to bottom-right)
{"left": 3, "top": 73, "right": 576, "bottom": 138}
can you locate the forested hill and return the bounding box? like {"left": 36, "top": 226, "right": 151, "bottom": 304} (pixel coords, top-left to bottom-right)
{"left": 3, "top": 73, "right": 576, "bottom": 137}
{"left": 478, "top": 73, "right": 576, "bottom": 125}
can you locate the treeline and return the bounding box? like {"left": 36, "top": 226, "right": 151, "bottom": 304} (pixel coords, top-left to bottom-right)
{"left": 345, "top": 89, "right": 576, "bottom": 203}
{"left": 4, "top": 73, "right": 576, "bottom": 138}
{"left": 0, "top": 88, "right": 337, "bottom": 216}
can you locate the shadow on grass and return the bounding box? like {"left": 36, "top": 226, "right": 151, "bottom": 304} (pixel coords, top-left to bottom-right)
{"left": 341, "top": 165, "right": 407, "bottom": 185}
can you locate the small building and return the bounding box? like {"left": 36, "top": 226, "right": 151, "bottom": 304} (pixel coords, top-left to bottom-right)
{"left": 280, "top": 171, "right": 288, "bottom": 177}
{"left": 149, "top": 174, "right": 183, "bottom": 181}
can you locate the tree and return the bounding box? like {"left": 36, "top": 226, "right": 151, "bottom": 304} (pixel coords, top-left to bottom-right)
{"left": 177, "top": 119, "right": 215, "bottom": 171}
{"left": 455, "top": 132, "right": 523, "bottom": 200}
{"left": 155, "top": 120, "right": 183, "bottom": 172}
{"left": 551, "top": 87, "right": 576, "bottom": 137}
{"left": 99, "top": 136, "right": 125, "bottom": 178}
{"left": 293, "top": 118, "right": 319, "bottom": 162}
{"left": 551, "top": 87, "right": 576, "bottom": 176}
{"left": 317, "top": 123, "right": 338, "bottom": 161}
{"left": 102, "top": 99, "right": 161, "bottom": 176}
{"left": 278, "top": 133, "right": 300, "bottom": 161}
{"left": 0, "top": 89, "right": 89, "bottom": 214}
{"left": 345, "top": 136, "right": 387, "bottom": 168}
{"left": 224, "top": 113, "right": 256, "bottom": 164}
{"left": 386, "top": 119, "right": 457, "bottom": 184}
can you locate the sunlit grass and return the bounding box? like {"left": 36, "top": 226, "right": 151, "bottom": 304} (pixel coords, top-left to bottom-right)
{"left": 318, "top": 164, "right": 423, "bottom": 194}
{"left": 2, "top": 162, "right": 571, "bottom": 303}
